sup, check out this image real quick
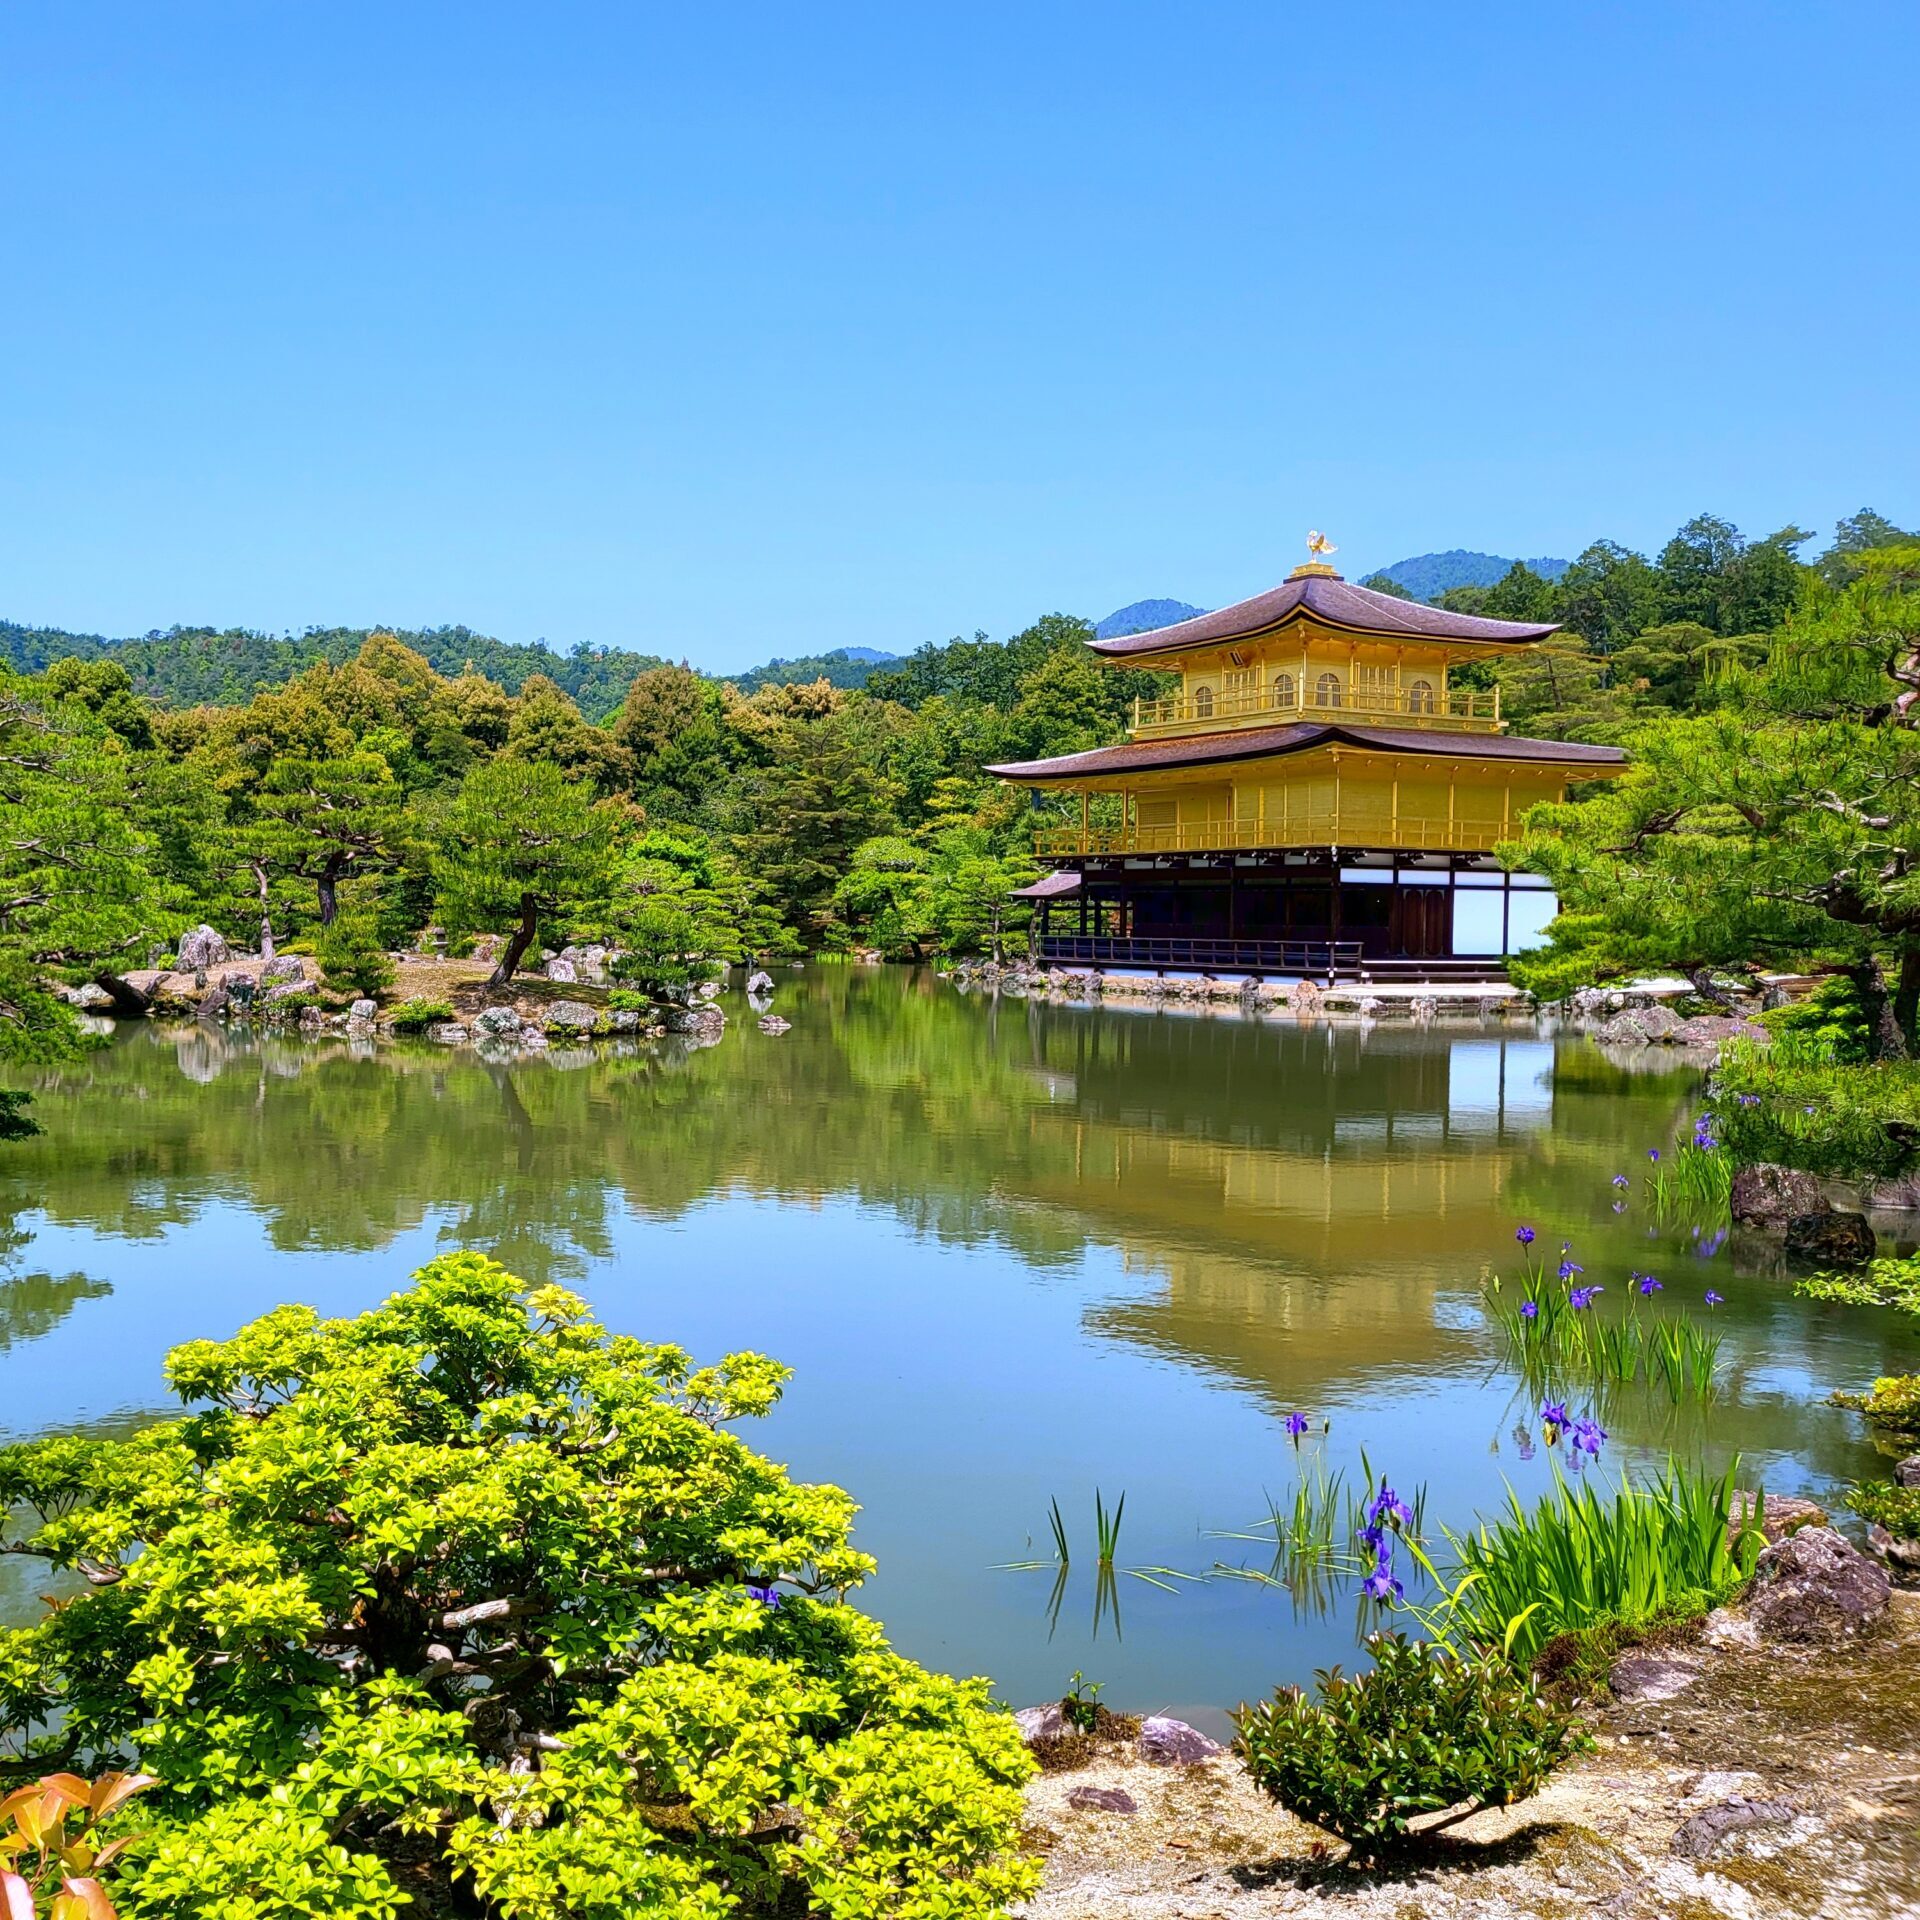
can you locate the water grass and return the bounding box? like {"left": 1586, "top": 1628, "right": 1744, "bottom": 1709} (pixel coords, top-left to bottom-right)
{"left": 1413, "top": 1457, "right": 1764, "bottom": 1668}
{"left": 1483, "top": 1270, "right": 1724, "bottom": 1405}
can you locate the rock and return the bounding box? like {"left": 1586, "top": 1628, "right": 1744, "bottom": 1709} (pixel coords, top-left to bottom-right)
{"left": 696, "top": 979, "right": 720, "bottom": 1000}
{"left": 1608, "top": 1650, "right": 1702, "bottom": 1702}
{"left": 260, "top": 956, "right": 306, "bottom": 988}
{"left": 1013, "top": 1704, "right": 1071, "bottom": 1746}
{"left": 196, "top": 983, "right": 229, "bottom": 1020}
{"left": 746, "top": 970, "right": 775, "bottom": 995}
{"left": 176, "top": 924, "right": 231, "bottom": 970}
{"left": 545, "top": 957, "right": 577, "bottom": 983}
{"left": 543, "top": 1000, "right": 601, "bottom": 1033}
{"left": 1731, "top": 1162, "right": 1829, "bottom": 1231}
{"left": 227, "top": 975, "right": 256, "bottom": 1009}
{"left": 608, "top": 1009, "right": 643, "bottom": 1032}
{"left": 1894, "top": 1457, "right": 1920, "bottom": 1489}
{"left": 1670, "top": 1796, "right": 1798, "bottom": 1859}
{"left": 1664, "top": 1014, "right": 1769, "bottom": 1046}
{"left": 1866, "top": 1522, "right": 1920, "bottom": 1575}
{"left": 297, "top": 1006, "right": 327, "bottom": 1032}
{"left": 62, "top": 983, "right": 114, "bottom": 1010}
{"left": 664, "top": 1004, "right": 726, "bottom": 1035}
{"left": 1865, "top": 1170, "right": 1920, "bottom": 1211}
{"left": 473, "top": 1006, "right": 524, "bottom": 1036}
{"left": 1745, "top": 1525, "right": 1891, "bottom": 1642}
{"left": 1597, "top": 1004, "right": 1683, "bottom": 1046}
{"left": 1066, "top": 1786, "right": 1137, "bottom": 1815}
{"left": 1729, "top": 1491, "right": 1829, "bottom": 1546}
{"left": 262, "top": 981, "right": 308, "bottom": 1005}
{"left": 1783, "top": 1210, "right": 1876, "bottom": 1264}
{"left": 470, "top": 933, "right": 500, "bottom": 964}
{"left": 757, "top": 1015, "right": 792, "bottom": 1035}
{"left": 557, "top": 944, "right": 612, "bottom": 985}
{"left": 1409, "top": 994, "right": 1438, "bottom": 1021}
{"left": 348, "top": 999, "right": 378, "bottom": 1024}
{"left": 426, "top": 1022, "right": 469, "bottom": 1045}
{"left": 1136, "top": 1716, "right": 1225, "bottom": 1766}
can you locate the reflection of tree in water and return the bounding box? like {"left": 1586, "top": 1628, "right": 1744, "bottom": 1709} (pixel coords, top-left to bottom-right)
{"left": 0, "top": 1270, "right": 112, "bottom": 1359}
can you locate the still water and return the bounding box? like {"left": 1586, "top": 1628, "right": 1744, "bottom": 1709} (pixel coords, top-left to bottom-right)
{"left": 0, "top": 967, "right": 1911, "bottom": 1723}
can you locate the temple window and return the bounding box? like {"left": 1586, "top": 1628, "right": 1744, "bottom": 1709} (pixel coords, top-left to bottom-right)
{"left": 1272, "top": 671, "right": 1295, "bottom": 708}
{"left": 1192, "top": 685, "right": 1215, "bottom": 718}
{"left": 1408, "top": 678, "right": 1435, "bottom": 714}
{"left": 1314, "top": 672, "right": 1342, "bottom": 709}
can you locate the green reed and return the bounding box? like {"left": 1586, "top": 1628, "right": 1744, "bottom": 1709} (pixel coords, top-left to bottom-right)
{"left": 1412, "top": 1457, "right": 1764, "bottom": 1668}
{"left": 1483, "top": 1273, "right": 1722, "bottom": 1404}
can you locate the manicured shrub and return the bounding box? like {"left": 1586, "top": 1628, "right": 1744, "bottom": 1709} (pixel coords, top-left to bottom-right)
{"left": 1715, "top": 1036, "right": 1920, "bottom": 1179}
{"left": 384, "top": 996, "right": 453, "bottom": 1032}
{"left": 1835, "top": 1373, "right": 1920, "bottom": 1441}
{"left": 314, "top": 915, "right": 396, "bottom": 999}
{"left": 1845, "top": 1481, "right": 1920, "bottom": 1540}
{"left": 1758, "top": 975, "right": 1873, "bottom": 1063}
{"left": 1235, "top": 1632, "right": 1583, "bottom": 1858}
{"left": 0, "top": 1255, "right": 1037, "bottom": 1919}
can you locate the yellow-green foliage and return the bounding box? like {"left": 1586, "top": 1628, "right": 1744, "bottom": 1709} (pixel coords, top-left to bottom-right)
{"left": 0, "top": 1254, "right": 1036, "bottom": 1919}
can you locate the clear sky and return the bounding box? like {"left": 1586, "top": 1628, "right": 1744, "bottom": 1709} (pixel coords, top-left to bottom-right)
{"left": 1, "top": 3, "right": 1914, "bottom": 671}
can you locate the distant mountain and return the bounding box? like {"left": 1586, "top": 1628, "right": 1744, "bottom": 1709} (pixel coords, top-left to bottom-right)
{"left": 1368, "top": 551, "right": 1569, "bottom": 601}
{"left": 1095, "top": 598, "right": 1207, "bottom": 639}
{"left": 725, "top": 646, "right": 903, "bottom": 692}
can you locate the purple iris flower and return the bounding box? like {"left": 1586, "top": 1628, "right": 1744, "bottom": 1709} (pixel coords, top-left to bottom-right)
{"left": 1696, "top": 1229, "right": 1728, "bottom": 1257}
{"left": 1569, "top": 1285, "right": 1602, "bottom": 1309}
{"left": 746, "top": 1583, "right": 783, "bottom": 1609}
{"left": 1637, "top": 1274, "right": 1663, "bottom": 1297}
{"left": 1516, "top": 1225, "right": 1536, "bottom": 1246}
{"left": 1570, "top": 1417, "right": 1607, "bottom": 1457}
{"left": 1361, "top": 1544, "right": 1402, "bottom": 1603}
{"left": 1611, "top": 1200, "right": 1627, "bottom": 1213}
{"left": 1611, "top": 1174, "right": 1629, "bottom": 1188}
{"left": 1705, "top": 1289, "right": 1725, "bottom": 1307}
{"left": 1558, "top": 1258, "right": 1584, "bottom": 1281}
{"left": 1520, "top": 1300, "right": 1539, "bottom": 1321}
{"left": 1357, "top": 1521, "right": 1384, "bottom": 1551}
{"left": 1285, "top": 1411, "right": 1310, "bottom": 1440}
{"left": 1648, "top": 1148, "right": 1661, "bottom": 1162}
{"left": 1736, "top": 1092, "right": 1760, "bottom": 1107}
{"left": 1367, "top": 1483, "right": 1413, "bottom": 1530}
{"left": 1539, "top": 1400, "right": 1569, "bottom": 1433}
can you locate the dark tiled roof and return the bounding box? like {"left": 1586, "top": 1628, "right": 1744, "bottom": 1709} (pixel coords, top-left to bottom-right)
{"left": 1088, "top": 571, "right": 1558, "bottom": 657}
{"left": 986, "top": 722, "right": 1628, "bottom": 783}
{"left": 1009, "top": 869, "right": 1083, "bottom": 898}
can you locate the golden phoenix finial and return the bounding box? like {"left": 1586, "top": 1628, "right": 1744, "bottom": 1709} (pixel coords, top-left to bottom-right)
{"left": 1307, "top": 530, "right": 1337, "bottom": 559}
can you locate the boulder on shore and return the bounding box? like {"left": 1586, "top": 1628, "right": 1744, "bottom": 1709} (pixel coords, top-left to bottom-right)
{"left": 260, "top": 955, "right": 307, "bottom": 989}
{"left": 542, "top": 1001, "right": 601, "bottom": 1034}
{"left": 176, "top": 924, "right": 231, "bottom": 971}
{"left": 1596, "top": 1004, "right": 1684, "bottom": 1046}
{"left": 1783, "top": 1210, "right": 1876, "bottom": 1264}
{"left": 1136, "top": 1716, "right": 1225, "bottom": 1766}
{"left": 1745, "top": 1525, "right": 1891, "bottom": 1642}
{"left": 746, "top": 970, "right": 775, "bottom": 996}
{"left": 1666, "top": 1014, "right": 1770, "bottom": 1046}
{"left": 1731, "top": 1162, "right": 1828, "bottom": 1231}
{"left": 473, "top": 1006, "right": 524, "bottom": 1037}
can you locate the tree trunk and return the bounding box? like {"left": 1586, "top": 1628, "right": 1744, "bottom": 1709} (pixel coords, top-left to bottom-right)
{"left": 251, "top": 861, "right": 276, "bottom": 961}
{"left": 489, "top": 894, "right": 538, "bottom": 989}
{"left": 1849, "top": 956, "right": 1910, "bottom": 1062}
{"left": 317, "top": 859, "right": 343, "bottom": 929}
{"left": 1686, "top": 965, "right": 1739, "bottom": 1010}
{"left": 1894, "top": 944, "right": 1920, "bottom": 1054}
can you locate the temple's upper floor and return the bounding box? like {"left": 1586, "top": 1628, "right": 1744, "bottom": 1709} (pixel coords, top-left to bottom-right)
{"left": 1095, "top": 563, "right": 1559, "bottom": 742}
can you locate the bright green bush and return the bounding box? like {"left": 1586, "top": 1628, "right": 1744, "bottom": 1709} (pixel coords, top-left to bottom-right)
{"left": 1439, "top": 1461, "right": 1764, "bottom": 1668}
{"left": 1714, "top": 1035, "right": 1920, "bottom": 1178}
{"left": 1235, "top": 1632, "right": 1583, "bottom": 1859}
{"left": 1845, "top": 1481, "right": 1920, "bottom": 1540}
{"left": 1758, "top": 976, "right": 1873, "bottom": 1062}
{"left": 0, "top": 1255, "right": 1037, "bottom": 1919}
{"left": 1835, "top": 1373, "right": 1920, "bottom": 1441}
{"left": 384, "top": 996, "right": 453, "bottom": 1032}
{"left": 314, "top": 916, "right": 396, "bottom": 1000}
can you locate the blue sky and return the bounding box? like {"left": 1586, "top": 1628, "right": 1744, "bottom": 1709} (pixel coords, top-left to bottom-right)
{"left": 1, "top": 4, "right": 1913, "bottom": 671}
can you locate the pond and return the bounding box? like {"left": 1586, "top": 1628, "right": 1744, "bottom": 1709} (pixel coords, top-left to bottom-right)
{"left": 1, "top": 966, "right": 1912, "bottom": 1726}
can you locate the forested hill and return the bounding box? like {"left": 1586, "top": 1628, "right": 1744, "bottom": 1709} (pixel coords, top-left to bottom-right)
{"left": 0, "top": 621, "right": 914, "bottom": 718}
{"left": 1368, "top": 551, "right": 1571, "bottom": 599}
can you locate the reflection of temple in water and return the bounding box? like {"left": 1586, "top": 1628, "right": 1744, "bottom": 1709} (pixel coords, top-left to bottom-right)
{"left": 1003, "top": 1006, "right": 1562, "bottom": 1406}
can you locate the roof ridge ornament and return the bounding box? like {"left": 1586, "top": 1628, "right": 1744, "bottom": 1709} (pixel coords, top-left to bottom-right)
{"left": 1288, "top": 530, "right": 1342, "bottom": 581}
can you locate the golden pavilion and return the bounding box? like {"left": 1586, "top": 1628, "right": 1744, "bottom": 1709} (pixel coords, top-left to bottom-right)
{"left": 986, "top": 548, "right": 1627, "bottom": 980}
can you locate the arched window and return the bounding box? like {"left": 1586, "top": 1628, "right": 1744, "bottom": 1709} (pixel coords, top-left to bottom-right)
{"left": 1314, "top": 672, "right": 1342, "bottom": 709}
{"left": 1192, "top": 685, "right": 1215, "bottom": 718}
{"left": 1407, "top": 678, "right": 1435, "bottom": 715}
{"left": 1272, "top": 671, "right": 1295, "bottom": 709}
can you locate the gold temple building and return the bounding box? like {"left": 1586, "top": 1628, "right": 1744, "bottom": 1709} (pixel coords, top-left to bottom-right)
{"left": 987, "top": 552, "right": 1627, "bottom": 980}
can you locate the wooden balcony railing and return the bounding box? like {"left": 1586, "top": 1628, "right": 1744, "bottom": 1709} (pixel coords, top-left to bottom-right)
{"left": 1033, "top": 813, "right": 1508, "bottom": 857}
{"left": 1130, "top": 683, "right": 1501, "bottom": 738}
{"left": 1036, "top": 935, "right": 1364, "bottom": 977}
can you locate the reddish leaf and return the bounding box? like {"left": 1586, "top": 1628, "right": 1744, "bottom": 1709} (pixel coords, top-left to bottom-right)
{"left": 0, "top": 1870, "right": 35, "bottom": 1920}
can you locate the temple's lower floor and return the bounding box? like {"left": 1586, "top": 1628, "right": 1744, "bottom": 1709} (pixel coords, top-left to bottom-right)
{"left": 1022, "top": 848, "right": 1556, "bottom": 979}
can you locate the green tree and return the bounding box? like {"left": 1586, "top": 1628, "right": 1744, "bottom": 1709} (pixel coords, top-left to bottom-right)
{"left": 1554, "top": 541, "right": 1660, "bottom": 651}
{"left": 434, "top": 759, "right": 616, "bottom": 986}
{"left": 1509, "top": 548, "right": 1920, "bottom": 1053}
{"left": 611, "top": 665, "right": 734, "bottom": 819}
{"left": 0, "top": 1254, "right": 1037, "bottom": 1920}
{"left": 256, "top": 751, "right": 409, "bottom": 927}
